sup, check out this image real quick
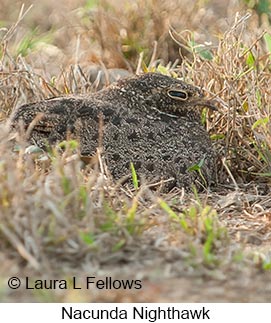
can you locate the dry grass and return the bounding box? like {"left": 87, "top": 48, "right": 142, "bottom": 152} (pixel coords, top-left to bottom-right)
{"left": 0, "top": 0, "right": 271, "bottom": 302}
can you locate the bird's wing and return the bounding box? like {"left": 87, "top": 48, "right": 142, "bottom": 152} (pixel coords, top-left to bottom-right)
{"left": 10, "top": 96, "right": 85, "bottom": 133}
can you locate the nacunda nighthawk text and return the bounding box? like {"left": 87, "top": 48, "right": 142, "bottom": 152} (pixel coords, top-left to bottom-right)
{"left": 62, "top": 306, "right": 211, "bottom": 321}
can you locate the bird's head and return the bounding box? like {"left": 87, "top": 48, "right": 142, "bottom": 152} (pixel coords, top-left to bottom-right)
{"left": 116, "top": 72, "right": 217, "bottom": 121}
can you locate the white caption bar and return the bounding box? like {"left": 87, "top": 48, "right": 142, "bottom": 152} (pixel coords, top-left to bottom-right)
{"left": 1, "top": 303, "right": 270, "bottom": 322}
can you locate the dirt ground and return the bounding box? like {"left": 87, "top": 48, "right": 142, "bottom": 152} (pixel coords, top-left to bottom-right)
{"left": 1, "top": 186, "right": 271, "bottom": 303}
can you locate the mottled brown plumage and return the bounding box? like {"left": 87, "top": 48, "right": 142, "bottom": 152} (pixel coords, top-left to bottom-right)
{"left": 10, "top": 72, "right": 217, "bottom": 191}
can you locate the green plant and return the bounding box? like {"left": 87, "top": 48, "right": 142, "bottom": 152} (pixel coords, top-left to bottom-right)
{"left": 159, "top": 196, "right": 227, "bottom": 266}
{"left": 16, "top": 28, "right": 53, "bottom": 57}
{"left": 130, "top": 162, "right": 139, "bottom": 190}
{"left": 187, "top": 157, "right": 208, "bottom": 188}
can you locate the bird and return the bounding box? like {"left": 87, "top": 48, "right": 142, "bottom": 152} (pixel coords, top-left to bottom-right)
{"left": 10, "top": 72, "right": 217, "bottom": 191}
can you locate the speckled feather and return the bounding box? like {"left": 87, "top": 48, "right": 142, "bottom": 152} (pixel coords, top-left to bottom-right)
{"left": 10, "top": 73, "right": 217, "bottom": 191}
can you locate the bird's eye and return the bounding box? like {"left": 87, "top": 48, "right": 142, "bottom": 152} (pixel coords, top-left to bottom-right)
{"left": 167, "top": 89, "right": 188, "bottom": 101}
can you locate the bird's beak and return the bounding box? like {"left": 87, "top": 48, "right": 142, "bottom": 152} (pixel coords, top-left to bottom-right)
{"left": 191, "top": 99, "right": 218, "bottom": 111}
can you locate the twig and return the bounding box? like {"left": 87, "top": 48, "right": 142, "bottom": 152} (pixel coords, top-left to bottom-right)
{"left": 222, "top": 157, "right": 239, "bottom": 191}
{"left": 2, "top": 4, "right": 33, "bottom": 43}
{"left": 0, "top": 223, "right": 40, "bottom": 270}
{"left": 136, "top": 52, "right": 144, "bottom": 75}
{"left": 148, "top": 40, "right": 158, "bottom": 68}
